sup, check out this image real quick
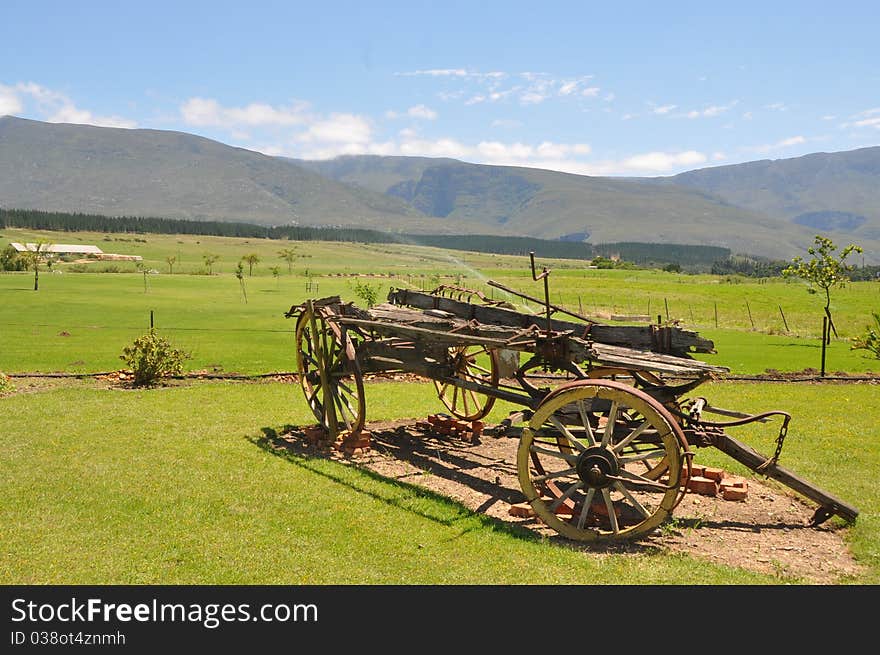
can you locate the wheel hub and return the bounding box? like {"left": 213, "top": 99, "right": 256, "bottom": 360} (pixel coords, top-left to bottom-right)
{"left": 576, "top": 446, "right": 620, "bottom": 489}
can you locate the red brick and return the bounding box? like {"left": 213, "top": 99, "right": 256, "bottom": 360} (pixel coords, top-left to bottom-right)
{"left": 687, "top": 476, "right": 718, "bottom": 496}
{"left": 471, "top": 420, "right": 484, "bottom": 435}
{"left": 720, "top": 478, "right": 748, "bottom": 491}
{"left": 722, "top": 486, "right": 748, "bottom": 501}
{"left": 509, "top": 503, "right": 535, "bottom": 518}
{"left": 703, "top": 467, "right": 725, "bottom": 481}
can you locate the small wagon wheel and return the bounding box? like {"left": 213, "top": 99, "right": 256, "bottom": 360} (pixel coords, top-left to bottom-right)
{"left": 517, "top": 379, "right": 686, "bottom": 542}
{"left": 433, "top": 344, "right": 500, "bottom": 421}
{"left": 295, "top": 301, "right": 366, "bottom": 438}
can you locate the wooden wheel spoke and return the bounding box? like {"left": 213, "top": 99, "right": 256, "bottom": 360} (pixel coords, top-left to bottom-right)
{"left": 549, "top": 416, "right": 586, "bottom": 452}
{"left": 529, "top": 443, "right": 579, "bottom": 464}
{"left": 601, "top": 401, "right": 619, "bottom": 447}
{"left": 601, "top": 489, "right": 620, "bottom": 533}
{"left": 619, "top": 448, "right": 667, "bottom": 465}
{"left": 533, "top": 467, "right": 578, "bottom": 483}
{"left": 611, "top": 419, "right": 650, "bottom": 453}
{"left": 549, "top": 481, "right": 583, "bottom": 512}
{"left": 613, "top": 481, "right": 652, "bottom": 519}
{"left": 576, "top": 400, "right": 597, "bottom": 446}
{"left": 576, "top": 488, "right": 597, "bottom": 530}
{"left": 615, "top": 469, "right": 670, "bottom": 491}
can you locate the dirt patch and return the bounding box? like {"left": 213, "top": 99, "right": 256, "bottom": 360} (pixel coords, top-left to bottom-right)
{"left": 273, "top": 417, "right": 864, "bottom": 584}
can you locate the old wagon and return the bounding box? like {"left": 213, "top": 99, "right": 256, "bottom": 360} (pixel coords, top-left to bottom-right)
{"left": 284, "top": 254, "right": 858, "bottom": 542}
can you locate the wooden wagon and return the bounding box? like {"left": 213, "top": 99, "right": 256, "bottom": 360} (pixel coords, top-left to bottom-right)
{"left": 284, "top": 254, "right": 858, "bottom": 542}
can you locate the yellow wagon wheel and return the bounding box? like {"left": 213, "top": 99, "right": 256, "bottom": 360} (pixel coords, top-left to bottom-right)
{"left": 433, "top": 344, "right": 500, "bottom": 421}
{"left": 517, "top": 379, "right": 685, "bottom": 542}
{"left": 295, "top": 302, "right": 366, "bottom": 438}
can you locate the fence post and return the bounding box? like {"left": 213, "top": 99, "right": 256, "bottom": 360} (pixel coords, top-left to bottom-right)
{"left": 150, "top": 310, "right": 154, "bottom": 329}
{"left": 746, "top": 301, "right": 755, "bottom": 330}
{"left": 778, "top": 305, "right": 790, "bottom": 332}
{"left": 714, "top": 302, "right": 718, "bottom": 328}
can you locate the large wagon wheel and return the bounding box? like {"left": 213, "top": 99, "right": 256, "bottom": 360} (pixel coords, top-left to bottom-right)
{"left": 517, "top": 379, "right": 686, "bottom": 542}
{"left": 295, "top": 302, "right": 366, "bottom": 438}
{"left": 433, "top": 344, "right": 500, "bottom": 421}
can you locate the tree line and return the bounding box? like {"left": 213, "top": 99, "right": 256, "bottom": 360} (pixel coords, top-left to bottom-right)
{"left": 1, "top": 206, "right": 734, "bottom": 268}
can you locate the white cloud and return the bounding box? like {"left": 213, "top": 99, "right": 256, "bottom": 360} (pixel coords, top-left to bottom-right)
{"left": 620, "top": 150, "right": 707, "bottom": 172}
{"left": 748, "top": 135, "right": 807, "bottom": 154}
{"left": 406, "top": 104, "right": 437, "bottom": 120}
{"left": 653, "top": 104, "right": 677, "bottom": 115}
{"left": 0, "top": 84, "right": 23, "bottom": 115}
{"left": 520, "top": 91, "right": 548, "bottom": 105}
{"left": 559, "top": 81, "right": 578, "bottom": 96}
{"left": 581, "top": 87, "right": 601, "bottom": 97}
{"left": 296, "top": 113, "right": 372, "bottom": 144}
{"left": 841, "top": 108, "right": 880, "bottom": 129}
{"left": 398, "top": 68, "right": 469, "bottom": 77}
{"left": 6, "top": 82, "right": 136, "bottom": 128}
{"left": 684, "top": 102, "right": 736, "bottom": 119}
{"left": 181, "top": 97, "right": 307, "bottom": 127}
{"left": 386, "top": 104, "right": 438, "bottom": 120}
{"left": 712, "top": 152, "right": 726, "bottom": 161}
{"left": 48, "top": 105, "right": 136, "bottom": 128}
{"left": 491, "top": 118, "right": 522, "bottom": 129}
{"left": 851, "top": 117, "right": 880, "bottom": 129}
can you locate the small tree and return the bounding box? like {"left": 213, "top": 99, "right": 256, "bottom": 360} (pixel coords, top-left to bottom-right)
{"left": 119, "top": 329, "right": 190, "bottom": 387}
{"left": 1, "top": 245, "right": 27, "bottom": 271}
{"left": 270, "top": 265, "right": 281, "bottom": 285}
{"left": 278, "top": 247, "right": 298, "bottom": 274}
{"left": 782, "top": 235, "right": 862, "bottom": 374}
{"left": 351, "top": 280, "right": 381, "bottom": 308}
{"left": 203, "top": 253, "right": 220, "bottom": 275}
{"left": 782, "top": 235, "right": 862, "bottom": 319}
{"left": 242, "top": 253, "right": 260, "bottom": 276}
{"left": 22, "top": 241, "right": 49, "bottom": 291}
{"left": 235, "top": 261, "right": 248, "bottom": 303}
{"left": 166, "top": 255, "right": 177, "bottom": 274}
{"left": 851, "top": 311, "right": 880, "bottom": 360}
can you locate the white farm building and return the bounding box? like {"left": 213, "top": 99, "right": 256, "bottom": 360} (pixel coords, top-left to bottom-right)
{"left": 10, "top": 242, "right": 143, "bottom": 262}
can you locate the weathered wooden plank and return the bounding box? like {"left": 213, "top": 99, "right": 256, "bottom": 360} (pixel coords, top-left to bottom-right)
{"left": 386, "top": 288, "right": 715, "bottom": 355}
{"left": 589, "top": 343, "right": 728, "bottom": 374}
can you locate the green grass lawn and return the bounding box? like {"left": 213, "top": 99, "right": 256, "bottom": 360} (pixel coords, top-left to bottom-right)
{"left": 0, "top": 378, "right": 876, "bottom": 585}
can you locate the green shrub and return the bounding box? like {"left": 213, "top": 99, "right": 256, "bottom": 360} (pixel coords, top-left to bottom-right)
{"left": 119, "top": 329, "right": 191, "bottom": 387}
{"left": 351, "top": 280, "right": 382, "bottom": 308}
{"left": 0, "top": 371, "right": 14, "bottom": 394}
{"left": 851, "top": 311, "right": 880, "bottom": 359}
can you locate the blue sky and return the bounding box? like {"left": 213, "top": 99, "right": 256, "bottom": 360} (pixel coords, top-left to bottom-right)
{"left": 2, "top": 0, "right": 878, "bottom": 176}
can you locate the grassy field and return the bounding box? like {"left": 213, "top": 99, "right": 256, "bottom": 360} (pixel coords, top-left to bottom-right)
{"left": 1, "top": 227, "right": 877, "bottom": 586}
{"left": 2, "top": 227, "right": 879, "bottom": 376}
{"left": 1, "top": 378, "right": 876, "bottom": 585}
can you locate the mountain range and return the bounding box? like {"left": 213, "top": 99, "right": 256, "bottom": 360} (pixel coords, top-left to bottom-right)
{"left": 2, "top": 115, "right": 878, "bottom": 261}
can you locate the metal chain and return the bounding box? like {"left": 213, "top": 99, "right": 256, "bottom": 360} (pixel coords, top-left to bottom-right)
{"left": 757, "top": 415, "right": 790, "bottom": 473}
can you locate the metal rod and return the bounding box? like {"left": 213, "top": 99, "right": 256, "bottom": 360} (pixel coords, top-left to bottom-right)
{"left": 486, "top": 279, "right": 595, "bottom": 325}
